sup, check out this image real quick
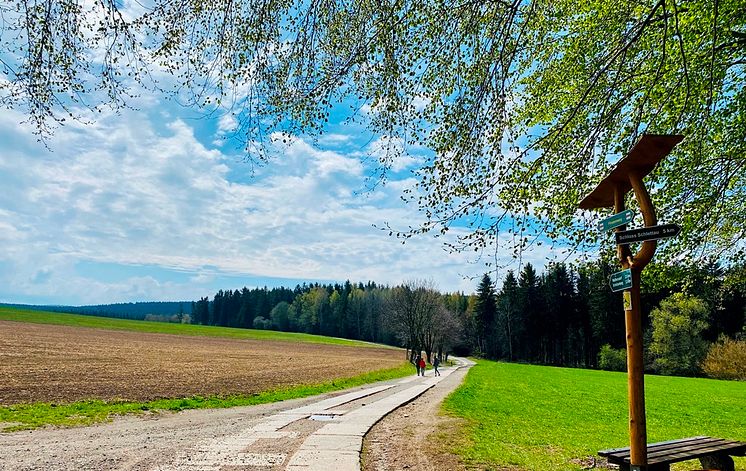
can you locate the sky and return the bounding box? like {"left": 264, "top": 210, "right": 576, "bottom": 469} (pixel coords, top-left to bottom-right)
{"left": 0, "top": 13, "right": 564, "bottom": 306}
{"left": 0, "top": 96, "right": 568, "bottom": 306}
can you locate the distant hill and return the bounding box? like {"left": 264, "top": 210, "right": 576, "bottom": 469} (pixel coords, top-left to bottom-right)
{"left": 0, "top": 301, "right": 192, "bottom": 322}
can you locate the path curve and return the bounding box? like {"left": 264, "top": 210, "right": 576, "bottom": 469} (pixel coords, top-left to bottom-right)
{"left": 0, "top": 357, "right": 473, "bottom": 471}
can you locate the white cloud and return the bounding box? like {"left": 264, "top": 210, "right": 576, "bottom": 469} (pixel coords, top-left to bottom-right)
{"left": 366, "top": 136, "right": 425, "bottom": 173}
{"left": 411, "top": 95, "right": 430, "bottom": 112}
{"left": 217, "top": 113, "right": 238, "bottom": 133}
{"left": 316, "top": 133, "right": 353, "bottom": 146}
{"left": 0, "top": 101, "right": 556, "bottom": 304}
{"left": 270, "top": 136, "right": 364, "bottom": 178}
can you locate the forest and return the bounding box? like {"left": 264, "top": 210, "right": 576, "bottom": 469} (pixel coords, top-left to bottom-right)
{"left": 0, "top": 301, "right": 191, "bottom": 321}
{"left": 190, "top": 259, "right": 745, "bottom": 379}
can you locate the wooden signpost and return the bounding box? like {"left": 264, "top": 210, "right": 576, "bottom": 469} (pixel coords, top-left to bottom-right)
{"left": 580, "top": 134, "right": 683, "bottom": 470}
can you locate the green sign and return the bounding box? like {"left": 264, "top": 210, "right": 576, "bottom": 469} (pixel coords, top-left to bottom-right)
{"left": 610, "top": 268, "right": 633, "bottom": 292}
{"left": 597, "top": 209, "right": 634, "bottom": 232}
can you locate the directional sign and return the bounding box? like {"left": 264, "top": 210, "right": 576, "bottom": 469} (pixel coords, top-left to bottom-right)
{"left": 597, "top": 209, "right": 634, "bottom": 232}
{"left": 610, "top": 268, "right": 633, "bottom": 292}
{"left": 615, "top": 223, "right": 681, "bottom": 245}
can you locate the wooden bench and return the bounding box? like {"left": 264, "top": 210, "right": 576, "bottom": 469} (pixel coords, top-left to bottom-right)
{"left": 598, "top": 436, "right": 746, "bottom": 471}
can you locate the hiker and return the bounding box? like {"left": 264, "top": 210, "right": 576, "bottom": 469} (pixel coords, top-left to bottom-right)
{"left": 433, "top": 355, "right": 441, "bottom": 376}
{"left": 418, "top": 356, "right": 427, "bottom": 376}
{"left": 415, "top": 354, "right": 422, "bottom": 376}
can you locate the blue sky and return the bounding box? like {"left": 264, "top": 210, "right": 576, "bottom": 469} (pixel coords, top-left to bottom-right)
{"left": 0, "top": 17, "right": 564, "bottom": 306}
{"left": 1, "top": 96, "right": 565, "bottom": 306}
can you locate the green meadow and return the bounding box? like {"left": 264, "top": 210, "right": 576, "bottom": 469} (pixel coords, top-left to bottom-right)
{"left": 0, "top": 306, "right": 384, "bottom": 348}
{"left": 443, "top": 360, "right": 746, "bottom": 471}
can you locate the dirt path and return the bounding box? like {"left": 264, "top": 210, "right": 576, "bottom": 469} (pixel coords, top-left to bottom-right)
{"left": 0, "top": 359, "right": 473, "bottom": 471}
{"left": 362, "top": 363, "right": 470, "bottom": 471}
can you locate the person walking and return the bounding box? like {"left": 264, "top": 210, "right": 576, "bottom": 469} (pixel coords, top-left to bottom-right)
{"left": 433, "top": 355, "right": 441, "bottom": 376}
{"left": 418, "top": 356, "right": 427, "bottom": 377}
{"left": 414, "top": 355, "right": 422, "bottom": 376}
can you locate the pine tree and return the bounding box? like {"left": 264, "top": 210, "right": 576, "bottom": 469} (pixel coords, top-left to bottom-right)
{"left": 575, "top": 268, "right": 593, "bottom": 367}
{"left": 497, "top": 271, "right": 520, "bottom": 361}
{"left": 474, "top": 273, "right": 498, "bottom": 357}
{"left": 518, "top": 264, "right": 541, "bottom": 362}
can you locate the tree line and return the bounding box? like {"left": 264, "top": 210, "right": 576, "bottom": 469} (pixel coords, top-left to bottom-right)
{"left": 3, "top": 301, "right": 191, "bottom": 321}
{"left": 190, "top": 280, "right": 467, "bottom": 362}
{"left": 189, "top": 260, "right": 745, "bottom": 376}
{"left": 469, "top": 260, "right": 745, "bottom": 376}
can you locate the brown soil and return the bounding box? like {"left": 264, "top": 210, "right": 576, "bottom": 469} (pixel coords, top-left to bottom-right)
{"left": 362, "top": 367, "right": 470, "bottom": 471}
{"left": 0, "top": 320, "right": 403, "bottom": 405}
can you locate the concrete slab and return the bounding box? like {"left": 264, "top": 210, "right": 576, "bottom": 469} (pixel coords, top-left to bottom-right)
{"left": 313, "top": 409, "right": 347, "bottom": 415}
{"left": 281, "top": 385, "right": 394, "bottom": 415}
{"left": 313, "top": 422, "right": 369, "bottom": 437}
{"left": 286, "top": 450, "right": 360, "bottom": 470}
{"left": 298, "top": 434, "right": 362, "bottom": 452}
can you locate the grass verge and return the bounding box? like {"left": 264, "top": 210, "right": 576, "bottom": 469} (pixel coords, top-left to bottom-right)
{"left": 442, "top": 360, "right": 746, "bottom": 471}
{"left": 0, "top": 362, "right": 412, "bottom": 432}
{"left": 0, "top": 306, "right": 384, "bottom": 348}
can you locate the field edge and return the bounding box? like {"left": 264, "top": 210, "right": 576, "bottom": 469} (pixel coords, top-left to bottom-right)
{"left": 0, "top": 306, "right": 395, "bottom": 348}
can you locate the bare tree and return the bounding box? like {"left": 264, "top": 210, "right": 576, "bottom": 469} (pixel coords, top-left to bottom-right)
{"left": 386, "top": 279, "right": 464, "bottom": 363}
{"left": 385, "top": 279, "right": 441, "bottom": 363}
{"left": 430, "top": 306, "right": 463, "bottom": 362}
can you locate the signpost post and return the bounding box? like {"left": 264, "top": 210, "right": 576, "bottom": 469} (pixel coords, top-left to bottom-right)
{"left": 580, "top": 134, "right": 683, "bottom": 470}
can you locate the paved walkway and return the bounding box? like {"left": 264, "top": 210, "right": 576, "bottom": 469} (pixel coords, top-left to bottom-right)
{"left": 156, "top": 356, "right": 472, "bottom": 471}
{"left": 0, "top": 358, "right": 472, "bottom": 471}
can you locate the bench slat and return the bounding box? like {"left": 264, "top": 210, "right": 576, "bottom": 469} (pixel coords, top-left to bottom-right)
{"left": 599, "top": 436, "right": 710, "bottom": 458}
{"left": 647, "top": 442, "right": 746, "bottom": 466}
{"left": 600, "top": 436, "right": 719, "bottom": 461}
{"left": 647, "top": 438, "right": 736, "bottom": 459}
{"left": 599, "top": 436, "right": 746, "bottom": 466}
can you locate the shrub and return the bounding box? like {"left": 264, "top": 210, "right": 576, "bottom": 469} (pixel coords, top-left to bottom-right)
{"left": 649, "top": 293, "right": 709, "bottom": 376}
{"left": 598, "top": 344, "right": 627, "bottom": 372}
{"left": 252, "top": 316, "right": 271, "bottom": 330}
{"left": 702, "top": 337, "right": 746, "bottom": 380}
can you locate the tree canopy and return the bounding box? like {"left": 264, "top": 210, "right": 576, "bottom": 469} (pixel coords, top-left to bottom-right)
{"left": 2, "top": 0, "right": 744, "bottom": 261}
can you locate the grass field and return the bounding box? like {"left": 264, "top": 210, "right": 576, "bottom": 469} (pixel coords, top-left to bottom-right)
{"left": 442, "top": 360, "right": 746, "bottom": 471}
{"left": 0, "top": 307, "right": 410, "bottom": 431}
{"left": 0, "top": 306, "right": 380, "bottom": 347}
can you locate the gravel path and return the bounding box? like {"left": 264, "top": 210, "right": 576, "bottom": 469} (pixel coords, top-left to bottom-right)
{"left": 0, "top": 359, "right": 473, "bottom": 471}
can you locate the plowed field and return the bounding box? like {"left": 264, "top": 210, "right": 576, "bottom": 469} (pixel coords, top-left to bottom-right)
{"left": 0, "top": 320, "right": 403, "bottom": 405}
